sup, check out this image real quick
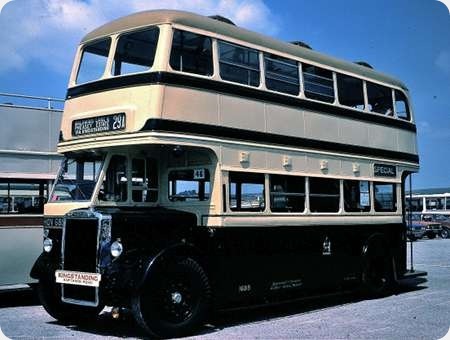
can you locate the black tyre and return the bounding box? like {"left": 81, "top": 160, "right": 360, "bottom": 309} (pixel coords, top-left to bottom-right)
{"left": 407, "top": 234, "right": 417, "bottom": 241}
{"left": 427, "top": 231, "right": 436, "bottom": 239}
{"left": 441, "top": 229, "right": 449, "bottom": 239}
{"left": 361, "top": 244, "right": 394, "bottom": 297}
{"left": 132, "top": 257, "right": 211, "bottom": 338}
{"left": 37, "top": 278, "right": 102, "bottom": 323}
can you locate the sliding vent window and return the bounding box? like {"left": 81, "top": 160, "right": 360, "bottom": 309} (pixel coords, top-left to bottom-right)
{"left": 394, "top": 90, "right": 410, "bottom": 120}
{"left": 131, "top": 158, "right": 158, "bottom": 202}
{"left": 309, "top": 178, "right": 340, "bottom": 212}
{"left": 264, "top": 54, "right": 299, "bottom": 95}
{"left": 337, "top": 74, "right": 364, "bottom": 109}
{"left": 344, "top": 180, "right": 370, "bottom": 212}
{"left": 229, "top": 172, "right": 265, "bottom": 211}
{"left": 270, "top": 175, "right": 305, "bottom": 212}
{"left": 367, "top": 82, "right": 393, "bottom": 116}
{"left": 170, "top": 30, "right": 213, "bottom": 76}
{"left": 169, "top": 169, "right": 210, "bottom": 201}
{"left": 374, "top": 183, "right": 396, "bottom": 212}
{"left": 219, "top": 41, "right": 260, "bottom": 87}
{"left": 77, "top": 38, "right": 111, "bottom": 84}
{"left": 303, "top": 64, "right": 334, "bottom": 103}
{"left": 113, "top": 27, "right": 159, "bottom": 76}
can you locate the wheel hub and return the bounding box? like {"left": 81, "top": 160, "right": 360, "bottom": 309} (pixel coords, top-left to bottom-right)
{"left": 171, "top": 292, "right": 183, "bottom": 304}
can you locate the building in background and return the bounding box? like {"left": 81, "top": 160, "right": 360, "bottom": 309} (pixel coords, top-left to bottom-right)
{"left": 0, "top": 93, "right": 63, "bottom": 289}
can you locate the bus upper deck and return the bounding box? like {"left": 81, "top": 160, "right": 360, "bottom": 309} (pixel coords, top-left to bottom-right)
{"left": 60, "top": 10, "right": 418, "bottom": 168}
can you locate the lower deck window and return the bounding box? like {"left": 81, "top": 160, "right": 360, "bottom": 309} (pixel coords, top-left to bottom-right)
{"left": 0, "top": 181, "right": 47, "bottom": 214}
{"left": 229, "top": 172, "right": 265, "bottom": 212}
{"left": 374, "top": 183, "right": 397, "bottom": 212}
{"left": 309, "top": 178, "right": 340, "bottom": 212}
{"left": 169, "top": 169, "right": 210, "bottom": 201}
{"left": 99, "top": 155, "right": 128, "bottom": 202}
{"left": 270, "top": 175, "right": 305, "bottom": 212}
{"left": 344, "top": 180, "right": 371, "bottom": 212}
{"left": 132, "top": 158, "right": 158, "bottom": 202}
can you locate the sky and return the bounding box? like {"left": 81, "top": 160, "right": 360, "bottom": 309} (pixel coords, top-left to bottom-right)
{"left": 0, "top": 0, "right": 449, "bottom": 190}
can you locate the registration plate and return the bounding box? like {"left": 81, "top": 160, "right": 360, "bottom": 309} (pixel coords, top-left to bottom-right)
{"left": 72, "top": 112, "right": 126, "bottom": 136}
{"left": 55, "top": 270, "right": 101, "bottom": 287}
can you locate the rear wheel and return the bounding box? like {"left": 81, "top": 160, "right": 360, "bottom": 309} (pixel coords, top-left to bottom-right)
{"left": 37, "top": 278, "right": 102, "bottom": 323}
{"left": 361, "top": 242, "right": 394, "bottom": 297}
{"left": 132, "top": 257, "right": 211, "bottom": 338}
{"left": 441, "top": 229, "right": 449, "bottom": 239}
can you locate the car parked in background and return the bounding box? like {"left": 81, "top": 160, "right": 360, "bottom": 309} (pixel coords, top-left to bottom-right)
{"left": 407, "top": 214, "right": 441, "bottom": 240}
{"left": 416, "top": 214, "right": 442, "bottom": 239}
{"left": 406, "top": 218, "right": 426, "bottom": 241}
{"left": 422, "top": 214, "right": 450, "bottom": 239}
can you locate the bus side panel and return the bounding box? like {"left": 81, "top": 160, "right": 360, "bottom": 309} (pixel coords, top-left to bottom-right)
{"left": 199, "top": 223, "right": 404, "bottom": 309}
{"left": 0, "top": 224, "right": 42, "bottom": 286}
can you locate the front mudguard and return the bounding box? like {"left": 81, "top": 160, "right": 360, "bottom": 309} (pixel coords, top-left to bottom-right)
{"left": 134, "top": 243, "right": 203, "bottom": 293}
{"left": 30, "top": 252, "right": 59, "bottom": 280}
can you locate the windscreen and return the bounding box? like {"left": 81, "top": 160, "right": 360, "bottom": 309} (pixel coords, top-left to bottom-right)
{"left": 50, "top": 154, "right": 105, "bottom": 202}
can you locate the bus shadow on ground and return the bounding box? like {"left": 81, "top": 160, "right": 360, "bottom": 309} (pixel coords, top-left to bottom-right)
{"left": 0, "top": 287, "right": 39, "bottom": 308}
{"left": 62, "top": 278, "right": 427, "bottom": 339}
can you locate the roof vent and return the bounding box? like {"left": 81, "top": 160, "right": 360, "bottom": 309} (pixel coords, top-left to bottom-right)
{"left": 208, "top": 15, "right": 236, "bottom": 26}
{"left": 354, "top": 61, "right": 374, "bottom": 69}
{"left": 290, "top": 41, "right": 312, "bottom": 50}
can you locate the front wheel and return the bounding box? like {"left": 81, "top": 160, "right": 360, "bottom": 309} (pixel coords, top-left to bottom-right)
{"left": 132, "top": 257, "right": 211, "bottom": 338}
{"left": 37, "top": 278, "right": 102, "bottom": 323}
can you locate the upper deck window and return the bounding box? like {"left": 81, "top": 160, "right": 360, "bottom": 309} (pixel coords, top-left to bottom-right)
{"left": 170, "top": 30, "right": 213, "bottom": 76}
{"left": 367, "top": 82, "right": 393, "bottom": 116}
{"left": 218, "top": 41, "right": 260, "bottom": 87}
{"left": 302, "top": 64, "right": 335, "bottom": 103}
{"left": 113, "top": 27, "right": 159, "bottom": 76}
{"left": 76, "top": 38, "right": 111, "bottom": 84}
{"left": 337, "top": 74, "right": 364, "bottom": 110}
{"left": 394, "top": 90, "right": 410, "bottom": 120}
{"left": 264, "top": 54, "right": 299, "bottom": 95}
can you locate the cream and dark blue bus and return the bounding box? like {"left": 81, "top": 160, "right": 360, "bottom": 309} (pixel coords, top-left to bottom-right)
{"left": 31, "top": 10, "right": 424, "bottom": 337}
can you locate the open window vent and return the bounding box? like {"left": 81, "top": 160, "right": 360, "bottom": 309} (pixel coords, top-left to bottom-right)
{"left": 208, "top": 15, "right": 236, "bottom": 26}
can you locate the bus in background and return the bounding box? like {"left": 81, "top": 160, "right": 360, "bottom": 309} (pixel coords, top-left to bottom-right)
{"left": 31, "top": 10, "right": 424, "bottom": 337}
{"left": 406, "top": 192, "right": 450, "bottom": 238}
{"left": 407, "top": 192, "right": 450, "bottom": 214}
{"left": 0, "top": 93, "right": 63, "bottom": 290}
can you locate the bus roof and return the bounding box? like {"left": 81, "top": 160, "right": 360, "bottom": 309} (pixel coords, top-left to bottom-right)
{"left": 81, "top": 10, "right": 408, "bottom": 90}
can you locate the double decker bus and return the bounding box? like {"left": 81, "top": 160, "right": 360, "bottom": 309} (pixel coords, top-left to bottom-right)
{"left": 31, "top": 10, "right": 424, "bottom": 337}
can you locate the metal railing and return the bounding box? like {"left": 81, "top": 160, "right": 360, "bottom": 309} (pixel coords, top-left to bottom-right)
{"left": 0, "top": 92, "right": 64, "bottom": 110}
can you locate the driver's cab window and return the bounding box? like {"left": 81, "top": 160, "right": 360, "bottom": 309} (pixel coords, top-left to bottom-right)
{"left": 132, "top": 158, "right": 158, "bottom": 202}
{"left": 100, "top": 155, "right": 127, "bottom": 202}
